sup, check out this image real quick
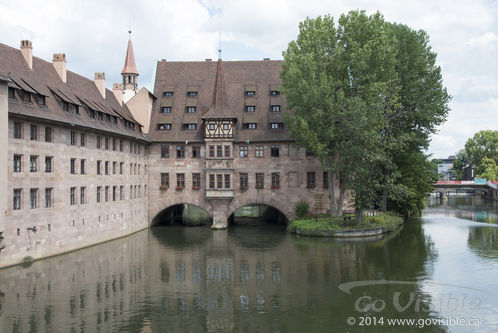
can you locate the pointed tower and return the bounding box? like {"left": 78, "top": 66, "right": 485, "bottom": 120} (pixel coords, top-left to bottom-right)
{"left": 202, "top": 60, "right": 238, "bottom": 229}
{"left": 121, "top": 31, "right": 139, "bottom": 103}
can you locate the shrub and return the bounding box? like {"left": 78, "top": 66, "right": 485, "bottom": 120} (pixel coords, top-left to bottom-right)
{"left": 295, "top": 200, "right": 309, "bottom": 218}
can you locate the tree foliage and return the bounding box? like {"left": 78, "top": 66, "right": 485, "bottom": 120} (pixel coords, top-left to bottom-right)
{"left": 281, "top": 10, "right": 450, "bottom": 221}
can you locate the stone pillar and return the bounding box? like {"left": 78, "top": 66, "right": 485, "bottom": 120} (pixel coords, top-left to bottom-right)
{"left": 210, "top": 199, "right": 230, "bottom": 229}
{"left": 0, "top": 76, "right": 8, "bottom": 240}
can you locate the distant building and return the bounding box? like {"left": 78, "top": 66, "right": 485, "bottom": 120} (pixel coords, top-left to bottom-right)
{"left": 437, "top": 155, "right": 456, "bottom": 180}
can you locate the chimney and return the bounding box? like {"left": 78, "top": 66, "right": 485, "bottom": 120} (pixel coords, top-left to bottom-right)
{"left": 20, "top": 40, "right": 33, "bottom": 70}
{"left": 52, "top": 53, "right": 67, "bottom": 83}
{"left": 112, "top": 83, "right": 123, "bottom": 105}
{"left": 94, "top": 72, "right": 106, "bottom": 98}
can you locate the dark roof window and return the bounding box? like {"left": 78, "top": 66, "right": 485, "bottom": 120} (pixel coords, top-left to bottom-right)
{"left": 245, "top": 91, "right": 255, "bottom": 96}
{"left": 186, "top": 106, "right": 196, "bottom": 113}
{"left": 164, "top": 91, "right": 174, "bottom": 97}
{"left": 271, "top": 105, "right": 281, "bottom": 112}
{"left": 187, "top": 91, "right": 197, "bottom": 97}
{"left": 270, "top": 122, "right": 284, "bottom": 129}
{"left": 243, "top": 123, "right": 257, "bottom": 130}
{"left": 271, "top": 90, "right": 280, "bottom": 96}
{"left": 245, "top": 105, "right": 255, "bottom": 112}
{"left": 158, "top": 123, "right": 172, "bottom": 131}
{"left": 182, "top": 123, "right": 197, "bottom": 130}
{"left": 161, "top": 107, "right": 171, "bottom": 113}
{"left": 8, "top": 87, "right": 16, "bottom": 99}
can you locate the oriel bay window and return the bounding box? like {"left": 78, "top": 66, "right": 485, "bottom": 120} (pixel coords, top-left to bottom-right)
{"left": 209, "top": 145, "right": 215, "bottom": 158}
{"left": 176, "top": 173, "right": 185, "bottom": 189}
{"left": 217, "top": 175, "right": 223, "bottom": 189}
{"left": 224, "top": 174, "right": 231, "bottom": 189}
{"left": 209, "top": 174, "right": 215, "bottom": 189}
{"left": 216, "top": 145, "right": 222, "bottom": 157}
{"left": 224, "top": 145, "right": 230, "bottom": 157}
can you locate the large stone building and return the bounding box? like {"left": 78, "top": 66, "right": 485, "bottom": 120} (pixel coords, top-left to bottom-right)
{"left": 0, "top": 39, "right": 337, "bottom": 268}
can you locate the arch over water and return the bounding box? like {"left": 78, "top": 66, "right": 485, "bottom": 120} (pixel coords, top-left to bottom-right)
{"left": 227, "top": 198, "right": 291, "bottom": 225}
{"left": 151, "top": 202, "right": 213, "bottom": 227}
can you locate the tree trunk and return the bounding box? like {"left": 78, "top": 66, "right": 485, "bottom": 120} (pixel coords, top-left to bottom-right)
{"left": 336, "top": 179, "right": 346, "bottom": 217}
{"left": 326, "top": 156, "right": 336, "bottom": 217}
{"left": 354, "top": 207, "right": 363, "bottom": 225}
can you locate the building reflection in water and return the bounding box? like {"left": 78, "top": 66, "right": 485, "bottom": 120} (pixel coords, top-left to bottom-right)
{"left": 0, "top": 221, "right": 442, "bottom": 333}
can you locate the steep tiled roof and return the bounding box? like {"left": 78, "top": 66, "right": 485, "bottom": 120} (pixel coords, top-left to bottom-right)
{"left": 150, "top": 59, "right": 291, "bottom": 143}
{"left": 0, "top": 42, "right": 147, "bottom": 141}
{"left": 121, "top": 39, "right": 138, "bottom": 75}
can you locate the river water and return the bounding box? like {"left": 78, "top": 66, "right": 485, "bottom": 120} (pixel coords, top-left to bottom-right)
{"left": 0, "top": 196, "right": 497, "bottom": 332}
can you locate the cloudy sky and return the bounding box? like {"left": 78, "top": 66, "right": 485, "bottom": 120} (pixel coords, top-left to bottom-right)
{"left": 1, "top": 0, "right": 497, "bottom": 158}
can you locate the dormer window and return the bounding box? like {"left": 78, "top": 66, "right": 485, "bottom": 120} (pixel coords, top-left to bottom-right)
{"left": 245, "top": 105, "right": 255, "bottom": 112}
{"left": 97, "top": 112, "right": 103, "bottom": 120}
{"left": 158, "top": 123, "right": 172, "bottom": 131}
{"left": 270, "top": 122, "right": 284, "bottom": 129}
{"left": 187, "top": 91, "right": 198, "bottom": 97}
{"left": 161, "top": 107, "right": 171, "bottom": 113}
{"left": 62, "top": 101, "right": 69, "bottom": 111}
{"left": 38, "top": 95, "right": 46, "bottom": 106}
{"left": 271, "top": 105, "right": 281, "bottom": 112}
{"left": 182, "top": 123, "right": 197, "bottom": 130}
{"left": 271, "top": 90, "right": 280, "bottom": 96}
{"left": 164, "top": 91, "right": 174, "bottom": 97}
{"left": 243, "top": 123, "right": 257, "bottom": 129}
{"left": 8, "top": 87, "right": 16, "bottom": 99}
{"left": 23, "top": 91, "right": 31, "bottom": 103}
{"left": 246, "top": 91, "right": 256, "bottom": 96}
{"left": 186, "top": 106, "right": 196, "bottom": 113}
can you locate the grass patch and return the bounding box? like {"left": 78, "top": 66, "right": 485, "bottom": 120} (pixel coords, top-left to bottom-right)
{"left": 287, "top": 212, "right": 403, "bottom": 236}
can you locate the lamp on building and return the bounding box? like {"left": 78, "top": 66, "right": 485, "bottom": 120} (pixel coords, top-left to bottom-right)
{"left": 185, "top": 140, "right": 189, "bottom": 145}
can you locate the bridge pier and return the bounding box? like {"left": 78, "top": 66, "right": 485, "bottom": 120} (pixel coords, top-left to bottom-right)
{"left": 210, "top": 199, "right": 231, "bottom": 230}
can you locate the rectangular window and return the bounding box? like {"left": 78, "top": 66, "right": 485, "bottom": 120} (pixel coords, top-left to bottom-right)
{"left": 176, "top": 173, "right": 185, "bottom": 188}
{"left": 97, "top": 186, "right": 101, "bottom": 203}
{"left": 45, "top": 127, "right": 52, "bottom": 142}
{"left": 13, "top": 189, "right": 21, "bottom": 210}
{"left": 97, "top": 160, "right": 101, "bottom": 175}
{"left": 176, "top": 145, "right": 185, "bottom": 158}
{"left": 13, "top": 155, "right": 22, "bottom": 172}
{"left": 209, "top": 174, "right": 215, "bottom": 189}
{"left": 14, "top": 122, "right": 22, "bottom": 139}
{"left": 182, "top": 123, "right": 196, "bottom": 130}
{"left": 209, "top": 145, "right": 215, "bottom": 158}
{"left": 113, "top": 161, "right": 117, "bottom": 174}
{"left": 63, "top": 101, "right": 69, "bottom": 112}
{"left": 112, "top": 186, "right": 117, "bottom": 201}
{"left": 160, "top": 145, "right": 169, "bottom": 158}
{"left": 96, "top": 136, "right": 101, "bottom": 149}
{"left": 187, "top": 91, "right": 198, "bottom": 97}
{"left": 270, "top": 123, "right": 284, "bottom": 129}
{"left": 307, "top": 172, "right": 316, "bottom": 188}
{"left": 245, "top": 105, "right": 255, "bottom": 112}
{"left": 323, "top": 171, "right": 329, "bottom": 188}
{"left": 112, "top": 138, "right": 117, "bottom": 151}
{"left": 256, "top": 173, "right": 264, "bottom": 189}
{"left": 105, "top": 161, "right": 109, "bottom": 175}
{"left": 271, "top": 172, "right": 280, "bottom": 189}
{"left": 192, "top": 173, "right": 201, "bottom": 189}
{"left": 70, "top": 187, "right": 76, "bottom": 205}
{"left": 239, "top": 146, "right": 248, "bottom": 158}
{"left": 157, "top": 123, "right": 172, "bottom": 130}
{"left": 224, "top": 174, "right": 230, "bottom": 189}
{"left": 186, "top": 106, "right": 196, "bottom": 113}
{"left": 120, "top": 162, "right": 124, "bottom": 174}
{"left": 30, "top": 124, "right": 37, "bottom": 140}
{"left": 164, "top": 91, "right": 174, "bottom": 97}
{"left": 30, "top": 155, "right": 38, "bottom": 172}
{"left": 271, "top": 105, "right": 281, "bottom": 112}
{"left": 80, "top": 133, "right": 85, "bottom": 147}
{"left": 271, "top": 145, "right": 280, "bottom": 157}
{"left": 216, "top": 145, "right": 222, "bottom": 157}
{"left": 161, "top": 107, "right": 171, "bottom": 113}
{"left": 120, "top": 186, "right": 124, "bottom": 200}
{"left": 255, "top": 145, "right": 264, "bottom": 158}
{"left": 23, "top": 92, "right": 31, "bottom": 103}
{"left": 245, "top": 91, "right": 255, "bottom": 96}
{"left": 161, "top": 173, "right": 169, "bottom": 188}
{"left": 224, "top": 145, "right": 230, "bottom": 157}
{"left": 105, "top": 137, "right": 109, "bottom": 150}
{"left": 80, "top": 187, "right": 86, "bottom": 204}
{"left": 271, "top": 90, "right": 280, "bottom": 96}
{"left": 80, "top": 159, "right": 86, "bottom": 174}
{"left": 8, "top": 87, "right": 16, "bottom": 99}
{"left": 243, "top": 123, "right": 257, "bottom": 129}
{"left": 45, "top": 188, "right": 52, "bottom": 208}
{"left": 240, "top": 173, "right": 248, "bottom": 189}
{"left": 45, "top": 156, "right": 52, "bottom": 173}
{"left": 192, "top": 146, "right": 200, "bottom": 158}
{"left": 70, "top": 131, "right": 76, "bottom": 145}
{"left": 105, "top": 186, "right": 109, "bottom": 202}
{"left": 70, "top": 158, "right": 76, "bottom": 174}
{"left": 39, "top": 95, "right": 46, "bottom": 106}
{"left": 217, "top": 174, "right": 223, "bottom": 189}
{"left": 30, "top": 188, "right": 37, "bottom": 209}
{"left": 119, "top": 139, "right": 123, "bottom": 152}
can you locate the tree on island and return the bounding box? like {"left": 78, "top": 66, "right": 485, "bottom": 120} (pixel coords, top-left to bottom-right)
{"left": 280, "top": 10, "right": 450, "bottom": 222}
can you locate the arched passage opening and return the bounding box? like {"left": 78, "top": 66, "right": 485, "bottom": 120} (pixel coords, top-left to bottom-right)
{"left": 228, "top": 204, "right": 289, "bottom": 227}
{"left": 151, "top": 204, "right": 212, "bottom": 227}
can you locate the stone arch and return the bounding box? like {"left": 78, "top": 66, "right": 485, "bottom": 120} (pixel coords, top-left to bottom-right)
{"left": 227, "top": 196, "right": 294, "bottom": 224}
{"left": 150, "top": 198, "right": 213, "bottom": 226}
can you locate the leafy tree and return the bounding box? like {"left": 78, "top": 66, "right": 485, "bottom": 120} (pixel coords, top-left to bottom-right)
{"left": 452, "top": 149, "right": 469, "bottom": 180}
{"left": 464, "top": 130, "right": 498, "bottom": 176}
{"left": 477, "top": 157, "right": 497, "bottom": 181}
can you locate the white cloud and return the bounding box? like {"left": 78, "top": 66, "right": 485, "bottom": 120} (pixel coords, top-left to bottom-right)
{"left": 0, "top": 0, "right": 496, "bottom": 158}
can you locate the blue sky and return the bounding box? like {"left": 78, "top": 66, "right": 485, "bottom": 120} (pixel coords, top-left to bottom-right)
{"left": 1, "top": 0, "right": 497, "bottom": 158}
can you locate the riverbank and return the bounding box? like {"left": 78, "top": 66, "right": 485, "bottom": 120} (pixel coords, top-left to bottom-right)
{"left": 287, "top": 212, "right": 404, "bottom": 237}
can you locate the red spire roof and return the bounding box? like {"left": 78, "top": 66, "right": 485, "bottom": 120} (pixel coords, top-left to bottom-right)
{"left": 121, "top": 39, "right": 138, "bottom": 75}
{"left": 203, "top": 59, "right": 234, "bottom": 119}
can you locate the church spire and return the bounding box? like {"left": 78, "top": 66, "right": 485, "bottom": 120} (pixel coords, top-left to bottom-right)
{"left": 121, "top": 31, "right": 139, "bottom": 103}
